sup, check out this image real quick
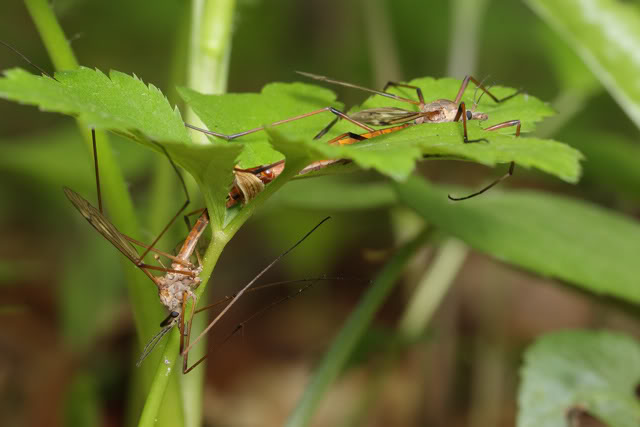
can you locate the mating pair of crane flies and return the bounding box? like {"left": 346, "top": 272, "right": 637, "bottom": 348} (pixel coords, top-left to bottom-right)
{"left": 4, "top": 40, "right": 524, "bottom": 371}
{"left": 65, "top": 129, "right": 332, "bottom": 373}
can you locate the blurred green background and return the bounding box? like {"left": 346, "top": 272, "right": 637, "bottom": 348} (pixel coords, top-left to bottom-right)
{"left": 1, "top": 1, "right": 639, "bottom": 426}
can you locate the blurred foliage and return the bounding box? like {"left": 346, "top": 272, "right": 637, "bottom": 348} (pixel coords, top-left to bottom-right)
{"left": 518, "top": 331, "right": 640, "bottom": 427}
{"left": 1, "top": 0, "right": 640, "bottom": 427}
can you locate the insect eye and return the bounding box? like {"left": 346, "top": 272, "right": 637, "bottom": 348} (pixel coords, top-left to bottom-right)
{"left": 466, "top": 110, "right": 473, "bottom": 120}
{"left": 159, "top": 311, "right": 181, "bottom": 327}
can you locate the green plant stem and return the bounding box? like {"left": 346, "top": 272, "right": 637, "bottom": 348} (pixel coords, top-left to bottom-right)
{"left": 137, "top": 234, "right": 226, "bottom": 427}
{"left": 179, "top": 3, "right": 237, "bottom": 425}
{"left": 285, "top": 229, "right": 431, "bottom": 427}
{"left": 343, "top": 238, "right": 467, "bottom": 427}
{"left": 23, "top": 2, "right": 183, "bottom": 425}
{"left": 23, "top": 0, "right": 77, "bottom": 71}
{"left": 398, "top": 238, "right": 468, "bottom": 339}
{"left": 447, "top": 0, "right": 490, "bottom": 77}
{"left": 186, "top": 0, "right": 236, "bottom": 144}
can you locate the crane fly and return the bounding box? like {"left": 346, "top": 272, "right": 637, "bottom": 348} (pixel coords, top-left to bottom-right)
{"left": 297, "top": 71, "right": 523, "bottom": 200}
{"left": 65, "top": 131, "right": 332, "bottom": 374}
{"left": 186, "top": 72, "right": 523, "bottom": 201}
{"left": 1, "top": 40, "right": 339, "bottom": 372}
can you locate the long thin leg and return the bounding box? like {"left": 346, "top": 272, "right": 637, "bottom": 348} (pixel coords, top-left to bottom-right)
{"left": 181, "top": 217, "right": 331, "bottom": 357}
{"left": 453, "top": 102, "right": 488, "bottom": 144}
{"left": 448, "top": 120, "right": 521, "bottom": 201}
{"left": 123, "top": 235, "right": 193, "bottom": 268}
{"left": 137, "top": 141, "right": 191, "bottom": 263}
{"left": 182, "top": 278, "right": 322, "bottom": 374}
{"left": 91, "top": 129, "right": 103, "bottom": 213}
{"left": 185, "top": 107, "right": 374, "bottom": 141}
{"left": 454, "top": 75, "right": 520, "bottom": 105}
{"left": 382, "top": 81, "right": 425, "bottom": 105}
{"left": 297, "top": 71, "right": 420, "bottom": 106}
{"left": 181, "top": 291, "right": 198, "bottom": 374}
{"left": 0, "top": 40, "right": 58, "bottom": 81}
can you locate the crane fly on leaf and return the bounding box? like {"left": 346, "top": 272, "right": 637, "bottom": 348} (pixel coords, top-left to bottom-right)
{"left": 297, "top": 71, "right": 523, "bottom": 200}
{"left": 186, "top": 72, "right": 522, "bottom": 201}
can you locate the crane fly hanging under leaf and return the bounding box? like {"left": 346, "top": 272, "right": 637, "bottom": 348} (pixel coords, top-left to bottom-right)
{"left": 1, "top": 41, "right": 341, "bottom": 372}
{"left": 65, "top": 131, "right": 332, "bottom": 374}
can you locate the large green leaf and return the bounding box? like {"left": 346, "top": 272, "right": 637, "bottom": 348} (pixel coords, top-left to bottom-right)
{"left": 0, "top": 68, "right": 243, "bottom": 226}
{"left": 518, "top": 330, "right": 640, "bottom": 427}
{"left": 395, "top": 175, "right": 640, "bottom": 305}
{"left": 0, "top": 67, "right": 190, "bottom": 143}
{"left": 526, "top": 0, "right": 640, "bottom": 130}
{"left": 179, "top": 82, "right": 346, "bottom": 167}
{"left": 184, "top": 79, "right": 583, "bottom": 183}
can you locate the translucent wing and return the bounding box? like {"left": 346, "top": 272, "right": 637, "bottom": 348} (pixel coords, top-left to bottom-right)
{"left": 63, "top": 187, "right": 141, "bottom": 264}
{"left": 350, "top": 107, "right": 423, "bottom": 126}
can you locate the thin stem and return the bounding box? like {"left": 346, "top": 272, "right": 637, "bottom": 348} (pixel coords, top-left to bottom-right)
{"left": 446, "top": 0, "right": 490, "bottom": 78}
{"left": 23, "top": 1, "right": 183, "bottom": 424}
{"left": 285, "top": 229, "right": 431, "bottom": 427}
{"left": 186, "top": 0, "right": 236, "bottom": 144}
{"left": 23, "top": 0, "right": 78, "bottom": 70}
{"left": 398, "top": 238, "right": 469, "bottom": 339}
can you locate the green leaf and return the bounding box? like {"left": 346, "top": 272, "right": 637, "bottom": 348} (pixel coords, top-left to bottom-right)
{"left": 355, "top": 77, "right": 582, "bottom": 182}
{"left": 559, "top": 129, "right": 640, "bottom": 200}
{"left": 525, "top": 0, "right": 640, "bottom": 130}
{"left": 0, "top": 68, "right": 245, "bottom": 226}
{"left": 0, "top": 67, "right": 190, "bottom": 143}
{"left": 274, "top": 177, "right": 397, "bottom": 211}
{"left": 184, "top": 79, "right": 581, "bottom": 183}
{"left": 179, "top": 82, "right": 346, "bottom": 167}
{"left": 518, "top": 330, "right": 640, "bottom": 427}
{"left": 395, "top": 175, "right": 640, "bottom": 305}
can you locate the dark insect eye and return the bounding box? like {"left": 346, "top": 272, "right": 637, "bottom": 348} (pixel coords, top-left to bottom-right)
{"left": 466, "top": 110, "right": 473, "bottom": 120}
{"left": 160, "top": 311, "right": 181, "bottom": 327}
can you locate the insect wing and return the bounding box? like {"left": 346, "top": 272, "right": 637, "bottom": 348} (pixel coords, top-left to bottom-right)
{"left": 351, "top": 107, "right": 423, "bottom": 126}
{"left": 63, "top": 187, "right": 141, "bottom": 264}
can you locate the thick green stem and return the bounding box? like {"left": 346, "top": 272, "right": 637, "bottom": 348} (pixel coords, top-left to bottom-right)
{"left": 186, "top": 0, "right": 236, "bottom": 143}
{"left": 180, "top": 2, "right": 237, "bottom": 426}
{"left": 446, "top": 0, "right": 490, "bottom": 77}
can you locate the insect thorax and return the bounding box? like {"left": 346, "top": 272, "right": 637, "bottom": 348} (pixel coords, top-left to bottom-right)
{"left": 157, "top": 265, "right": 203, "bottom": 313}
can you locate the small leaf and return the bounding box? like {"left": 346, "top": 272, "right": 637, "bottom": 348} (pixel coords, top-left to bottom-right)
{"left": 395, "top": 175, "right": 640, "bottom": 304}
{"left": 525, "top": 0, "right": 640, "bottom": 130}
{"left": 518, "top": 330, "right": 640, "bottom": 427}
